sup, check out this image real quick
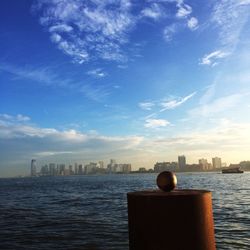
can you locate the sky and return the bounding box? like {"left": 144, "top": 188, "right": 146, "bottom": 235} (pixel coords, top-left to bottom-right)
{"left": 1, "top": 0, "right": 250, "bottom": 177}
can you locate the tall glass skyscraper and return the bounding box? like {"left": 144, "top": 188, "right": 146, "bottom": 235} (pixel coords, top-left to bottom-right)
{"left": 178, "top": 155, "right": 186, "bottom": 170}
{"left": 31, "top": 159, "right": 36, "bottom": 176}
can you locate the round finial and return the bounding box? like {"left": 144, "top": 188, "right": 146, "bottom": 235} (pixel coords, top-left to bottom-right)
{"left": 157, "top": 171, "right": 177, "bottom": 192}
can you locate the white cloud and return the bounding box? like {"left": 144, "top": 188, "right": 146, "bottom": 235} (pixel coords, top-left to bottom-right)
{"left": 187, "top": 17, "right": 198, "bottom": 31}
{"left": 141, "top": 3, "right": 164, "bottom": 20}
{"left": 200, "top": 50, "right": 230, "bottom": 66}
{"left": 33, "top": 0, "right": 198, "bottom": 62}
{"left": 176, "top": 1, "right": 192, "bottom": 18}
{"left": 86, "top": 68, "right": 107, "bottom": 78}
{"left": 145, "top": 119, "right": 171, "bottom": 128}
{"left": 160, "top": 92, "right": 196, "bottom": 111}
{"left": 0, "top": 114, "right": 30, "bottom": 122}
{"left": 139, "top": 102, "right": 155, "bottom": 111}
{"left": 239, "top": 0, "right": 250, "bottom": 6}
{"left": 33, "top": 0, "right": 135, "bottom": 63}
{"left": 143, "top": 119, "right": 250, "bottom": 160}
{"left": 211, "top": 0, "right": 250, "bottom": 48}
{"left": 189, "top": 93, "right": 244, "bottom": 117}
{"left": 163, "top": 24, "right": 177, "bottom": 42}
{"left": 50, "top": 33, "right": 61, "bottom": 43}
{"left": 49, "top": 24, "right": 73, "bottom": 33}
{"left": 0, "top": 115, "right": 143, "bottom": 169}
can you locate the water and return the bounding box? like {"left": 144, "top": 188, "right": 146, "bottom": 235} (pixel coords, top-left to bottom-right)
{"left": 0, "top": 173, "right": 249, "bottom": 250}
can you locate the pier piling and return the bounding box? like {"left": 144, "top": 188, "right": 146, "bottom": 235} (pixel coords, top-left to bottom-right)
{"left": 127, "top": 172, "right": 216, "bottom": 250}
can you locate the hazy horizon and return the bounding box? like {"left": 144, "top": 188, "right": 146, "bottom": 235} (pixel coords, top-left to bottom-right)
{"left": 1, "top": 0, "right": 250, "bottom": 177}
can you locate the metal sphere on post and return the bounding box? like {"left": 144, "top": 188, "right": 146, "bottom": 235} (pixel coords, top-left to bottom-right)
{"left": 156, "top": 171, "right": 177, "bottom": 191}
{"left": 127, "top": 171, "right": 216, "bottom": 250}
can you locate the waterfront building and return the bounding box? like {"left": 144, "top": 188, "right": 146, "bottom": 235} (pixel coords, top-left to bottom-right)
{"left": 212, "top": 157, "right": 222, "bottom": 169}
{"left": 78, "top": 164, "right": 83, "bottom": 175}
{"left": 107, "top": 159, "right": 117, "bottom": 173}
{"left": 49, "top": 163, "right": 56, "bottom": 176}
{"left": 84, "top": 162, "right": 98, "bottom": 174}
{"left": 40, "top": 164, "right": 49, "bottom": 176}
{"left": 98, "top": 161, "right": 105, "bottom": 168}
{"left": 69, "top": 165, "right": 74, "bottom": 175}
{"left": 121, "top": 164, "right": 131, "bottom": 173}
{"left": 154, "top": 162, "right": 177, "bottom": 172}
{"left": 31, "top": 159, "right": 37, "bottom": 177}
{"left": 138, "top": 167, "right": 147, "bottom": 173}
{"left": 74, "top": 163, "right": 78, "bottom": 175}
{"left": 199, "top": 158, "right": 209, "bottom": 170}
{"left": 178, "top": 155, "right": 186, "bottom": 170}
{"left": 58, "top": 164, "right": 66, "bottom": 175}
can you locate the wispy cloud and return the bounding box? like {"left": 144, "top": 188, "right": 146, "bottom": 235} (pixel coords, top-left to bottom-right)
{"left": 0, "top": 114, "right": 30, "bottom": 123}
{"left": 200, "top": 50, "right": 230, "bottom": 66}
{"left": 86, "top": 68, "right": 107, "bottom": 78}
{"left": 139, "top": 92, "right": 196, "bottom": 121}
{"left": 0, "top": 63, "right": 111, "bottom": 101}
{"left": 239, "top": 0, "right": 250, "bottom": 6}
{"left": 33, "top": 0, "right": 199, "bottom": 62}
{"left": 176, "top": 0, "right": 192, "bottom": 18}
{"left": 139, "top": 102, "right": 155, "bottom": 111}
{"left": 189, "top": 93, "right": 245, "bottom": 117}
{"left": 0, "top": 63, "right": 62, "bottom": 86}
{"left": 145, "top": 119, "right": 171, "bottom": 128}
{"left": 33, "top": 0, "right": 135, "bottom": 63}
{"left": 211, "top": 1, "right": 250, "bottom": 48}
{"left": 163, "top": 24, "right": 177, "bottom": 42}
{"left": 143, "top": 119, "right": 250, "bottom": 159}
{"left": 160, "top": 92, "right": 196, "bottom": 111}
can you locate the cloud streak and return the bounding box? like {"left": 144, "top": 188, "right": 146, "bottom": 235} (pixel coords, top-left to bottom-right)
{"left": 200, "top": 50, "right": 230, "bottom": 66}
{"left": 160, "top": 92, "right": 196, "bottom": 111}
{"left": 0, "top": 63, "right": 111, "bottom": 102}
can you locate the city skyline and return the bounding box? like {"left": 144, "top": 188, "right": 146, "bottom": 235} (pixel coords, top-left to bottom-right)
{"left": 1, "top": 1, "right": 250, "bottom": 177}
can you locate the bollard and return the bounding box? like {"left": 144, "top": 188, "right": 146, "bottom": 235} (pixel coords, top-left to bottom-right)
{"left": 127, "top": 172, "right": 216, "bottom": 250}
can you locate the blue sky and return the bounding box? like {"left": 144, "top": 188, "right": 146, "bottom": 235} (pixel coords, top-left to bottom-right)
{"left": 1, "top": 0, "right": 250, "bottom": 177}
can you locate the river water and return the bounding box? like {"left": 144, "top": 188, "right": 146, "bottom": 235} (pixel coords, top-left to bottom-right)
{"left": 0, "top": 173, "right": 249, "bottom": 249}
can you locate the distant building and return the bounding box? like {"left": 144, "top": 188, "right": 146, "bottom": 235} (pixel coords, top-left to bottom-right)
{"left": 78, "top": 164, "right": 83, "bottom": 175}
{"left": 212, "top": 157, "right": 222, "bottom": 169}
{"left": 84, "top": 162, "right": 97, "bottom": 174}
{"left": 107, "top": 159, "right": 117, "bottom": 173}
{"left": 186, "top": 164, "right": 202, "bottom": 171}
{"left": 154, "top": 162, "right": 177, "bottom": 172}
{"left": 69, "top": 165, "right": 74, "bottom": 175}
{"left": 120, "top": 164, "right": 131, "bottom": 173}
{"left": 74, "top": 163, "right": 78, "bottom": 175}
{"left": 31, "top": 159, "right": 36, "bottom": 176}
{"left": 40, "top": 164, "right": 49, "bottom": 176}
{"left": 49, "top": 163, "right": 56, "bottom": 176}
{"left": 98, "top": 161, "right": 105, "bottom": 168}
{"left": 178, "top": 155, "right": 186, "bottom": 170}
{"left": 139, "top": 168, "right": 147, "bottom": 173}
{"left": 199, "top": 158, "right": 210, "bottom": 170}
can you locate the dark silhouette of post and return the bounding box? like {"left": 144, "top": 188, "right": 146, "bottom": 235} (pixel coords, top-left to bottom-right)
{"left": 127, "top": 171, "right": 216, "bottom": 250}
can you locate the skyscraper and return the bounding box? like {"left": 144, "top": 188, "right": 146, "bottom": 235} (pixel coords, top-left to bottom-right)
{"left": 212, "top": 157, "right": 222, "bottom": 169}
{"left": 178, "top": 155, "right": 186, "bottom": 170}
{"left": 31, "top": 159, "right": 36, "bottom": 177}
{"left": 199, "top": 158, "right": 209, "bottom": 170}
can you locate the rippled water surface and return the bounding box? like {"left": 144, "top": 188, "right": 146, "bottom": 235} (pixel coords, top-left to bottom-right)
{"left": 0, "top": 173, "right": 249, "bottom": 249}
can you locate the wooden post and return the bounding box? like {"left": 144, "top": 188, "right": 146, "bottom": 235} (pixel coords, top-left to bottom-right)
{"left": 127, "top": 189, "right": 216, "bottom": 250}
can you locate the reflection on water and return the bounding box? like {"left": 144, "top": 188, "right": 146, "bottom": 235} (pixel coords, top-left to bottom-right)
{"left": 0, "top": 173, "right": 249, "bottom": 249}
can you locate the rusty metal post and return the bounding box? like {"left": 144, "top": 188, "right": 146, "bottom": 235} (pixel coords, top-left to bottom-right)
{"left": 127, "top": 172, "right": 216, "bottom": 250}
